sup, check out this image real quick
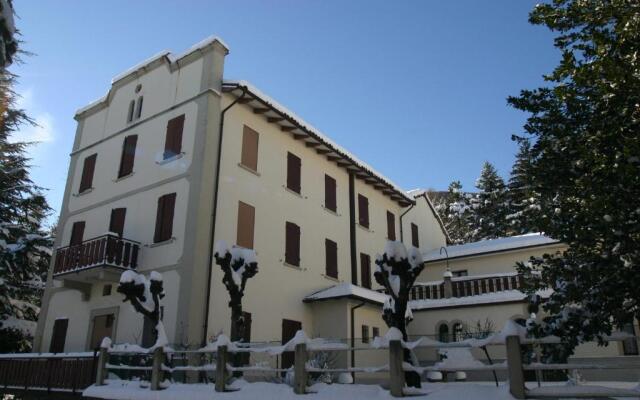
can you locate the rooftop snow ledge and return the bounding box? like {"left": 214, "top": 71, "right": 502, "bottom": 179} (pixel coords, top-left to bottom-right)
{"left": 303, "top": 282, "right": 388, "bottom": 305}
{"left": 423, "top": 233, "right": 561, "bottom": 263}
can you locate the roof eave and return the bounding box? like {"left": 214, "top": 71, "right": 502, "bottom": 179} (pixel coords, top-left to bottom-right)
{"left": 222, "top": 81, "right": 414, "bottom": 207}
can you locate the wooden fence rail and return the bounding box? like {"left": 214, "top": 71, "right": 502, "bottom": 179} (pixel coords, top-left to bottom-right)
{"left": 0, "top": 353, "right": 98, "bottom": 395}
{"left": 3, "top": 334, "right": 637, "bottom": 398}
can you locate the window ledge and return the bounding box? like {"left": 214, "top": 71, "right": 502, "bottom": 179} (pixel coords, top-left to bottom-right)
{"left": 74, "top": 187, "right": 94, "bottom": 197}
{"left": 283, "top": 185, "right": 307, "bottom": 199}
{"left": 322, "top": 274, "right": 340, "bottom": 282}
{"left": 237, "top": 163, "right": 260, "bottom": 176}
{"left": 322, "top": 205, "right": 340, "bottom": 217}
{"left": 282, "top": 260, "right": 304, "bottom": 270}
{"left": 357, "top": 223, "right": 373, "bottom": 233}
{"left": 156, "top": 152, "right": 185, "bottom": 165}
{"left": 113, "top": 171, "right": 135, "bottom": 182}
{"left": 147, "top": 237, "right": 176, "bottom": 248}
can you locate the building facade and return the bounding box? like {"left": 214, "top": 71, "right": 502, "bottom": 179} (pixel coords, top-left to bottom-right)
{"left": 33, "top": 37, "right": 448, "bottom": 355}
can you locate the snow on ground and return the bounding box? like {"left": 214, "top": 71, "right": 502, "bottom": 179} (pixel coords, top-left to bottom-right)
{"left": 84, "top": 379, "right": 520, "bottom": 400}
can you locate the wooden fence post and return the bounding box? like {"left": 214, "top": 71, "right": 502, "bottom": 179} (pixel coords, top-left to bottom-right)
{"left": 215, "top": 345, "right": 227, "bottom": 392}
{"left": 389, "top": 340, "right": 404, "bottom": 397}
{"left": 150, "top": 347, "right": 164, "bottom": 391}
{"left": 293, "top": 343, "right": 307, "bottom": 395}
{"left": 96, "top": 347, "right": 109, "bottom": 386}
{"left": 506, "top": 335, "right": 526, "bottom": 399}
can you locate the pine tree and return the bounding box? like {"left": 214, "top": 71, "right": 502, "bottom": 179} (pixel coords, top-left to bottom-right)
{"left": 509, "top": 0, "right": 640, "bottom": 357}
{"left": 0, "top": 3, "right": 52, "bottom": 352}
{"left": 0, "top": 0, "right": 17, "bottom": 68}
{"left": 506, "top": 139, "right": 542, "bottom": 235}
{"left": 469, "top": 162, "right": 508, "bottom": 240}
{"left": 0, "top": 76, "right": 52, "bottom": 351}
{"left": 436, "top": 181, "right": 473, "bottom": 244}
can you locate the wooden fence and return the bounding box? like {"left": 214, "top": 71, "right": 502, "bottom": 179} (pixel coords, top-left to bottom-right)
{"left": 92, "top": 334, "right": 640, "bottom": 398}
{"left": 0, "top": 352, "right": 98, "bottom": 395}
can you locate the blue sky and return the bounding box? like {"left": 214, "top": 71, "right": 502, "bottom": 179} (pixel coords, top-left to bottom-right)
{"left": 12, "top": 1, "right": 558, "bottom": 223}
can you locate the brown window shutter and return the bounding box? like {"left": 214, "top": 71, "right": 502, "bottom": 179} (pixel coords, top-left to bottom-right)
{"left": 69, "top": 221, "right": 85, "bottom": 246}
{"left": 109, "top": 208, "right": 127, "bottom": 237}
{"left": 325, "top": 239, "right": 338, "bottom": 278}
{"left": 324, "top": 174, "right": 336, "bottom": 212}
{"left": 79, "top": 153, "right": 97, "bottom": 193}
{"left": 358, "top": 194, "right": 369, "bottom": 228}
{"left": 387, "top": 211, "right": 396, "bottom": 240}
{"left": 236, "top": 201, "right": 256, "bottom": 249}
{"left": 118, "top": 135, "right": 138, "bottom": 178}
{"left": 49, "top": 318, "right": 69, "bottom": 353}
{"left": 286, "top": 152, "right": 301, "bottom": 193}
{"left": 154, "top": 193, "right": 176, "bottom": 243}
{"left": 285, "top": 221, "right": 300, "bottom": 266}
{"left": 164, "top": 114, "right": 185, "bottom": 159}
{"left": 241, "top": 126, "right": 259, "bottom": 171}
{"left": 411, "top": 223, "right": 420, "bottom": 248}
{"left": 360, "top": 253, "right": 371, "bottom": 289}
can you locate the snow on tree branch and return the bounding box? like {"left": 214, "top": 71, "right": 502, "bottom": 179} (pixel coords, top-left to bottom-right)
{"left": 117, "top": 270, "right": 167, "bottom": 348}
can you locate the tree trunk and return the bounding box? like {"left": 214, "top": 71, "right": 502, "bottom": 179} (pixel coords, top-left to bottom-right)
{"left": 229, "top": 299, "right": 243, "bottom": 377}
{"left": 395, "top": 298, "right": 421, "bottom": 388}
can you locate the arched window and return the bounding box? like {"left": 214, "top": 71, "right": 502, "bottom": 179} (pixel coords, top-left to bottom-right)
{"left": 438, "top": 323, "right": 449, "bottom": 343}
{"left": 127, "top": 100, "right": 135, "bottom": 122}
{"left": 452, "top": 322, "right": 464, "bottom": 342}
{"left": 135, "top": 96, "right": 144, "bottom": 119}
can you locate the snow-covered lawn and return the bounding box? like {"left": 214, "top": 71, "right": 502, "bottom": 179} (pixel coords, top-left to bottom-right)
{"left": 84, "top": 379, "right": 514, "bottom": 400}
{"left": 83, "top": 379, "right": 640, "bottom": 400}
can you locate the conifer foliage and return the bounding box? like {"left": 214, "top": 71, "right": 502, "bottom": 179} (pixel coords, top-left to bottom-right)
{"left": 469, "top": 162, "right": 509, "bottom": 241}
{"left": 433, "top": 181, "right": 472, "bottom": 244}
{"left": 506, "top": 139, "right": 542, "bottom": 235}
{"left": 509, "top": 0, "right": 640, "bottom": 355}
{"left": 0, "top": 2, "right": 52, "bottom": 352}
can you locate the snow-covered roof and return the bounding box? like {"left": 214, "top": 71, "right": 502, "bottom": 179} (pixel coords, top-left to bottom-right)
{"left": 423, "top": 233, "right": 561, "bottom": 263}
{"left": 222, "top": 80, "right": 414, "bottom": 206}
{"left": 303, "top": 283, "right": 388, "bottom": 305}
{"left": 75, "top": 36, "right": 229, "bottom": 117}
{"left": 409, "top": 289, "right": 552, "bottom": 311}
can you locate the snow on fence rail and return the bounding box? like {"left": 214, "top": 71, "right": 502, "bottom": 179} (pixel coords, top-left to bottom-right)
{"left": 87, "top": 325, "right": 640, "bottom": 399}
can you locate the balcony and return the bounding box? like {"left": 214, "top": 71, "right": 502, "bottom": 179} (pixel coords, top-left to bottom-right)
{"left": 53, "top": 234, "right": 140, "bottom": 282}
{"left": 410, "top": 274, "right": 525, "bottom": 300}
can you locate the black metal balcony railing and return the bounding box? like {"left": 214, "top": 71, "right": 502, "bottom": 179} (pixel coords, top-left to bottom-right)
{"left": 410, "top": 274, "right": 525, "bottom": 301}
{"left": 54, "top": 234, "right": 140, "bottom": 276}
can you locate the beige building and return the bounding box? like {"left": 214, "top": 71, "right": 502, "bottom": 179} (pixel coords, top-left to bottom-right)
{"left": 33, "top": 37, "right": 447, "bottom": 358}
{"left": 33, "top": 37, "right": 637, "bottom": 379}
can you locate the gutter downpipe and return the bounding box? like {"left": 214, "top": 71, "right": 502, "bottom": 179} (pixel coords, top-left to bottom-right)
{"left": 350, "top": 301, "right": 366, "bottom": 382}
{"left": 202, "top": 85, "right": 247, "bottom": 346}
{"left": 399, "top": 201, "right": 416, "bottom": 243}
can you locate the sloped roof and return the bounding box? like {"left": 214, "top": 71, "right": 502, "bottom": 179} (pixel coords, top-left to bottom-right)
{"left": 303, "top": 283, "right": 387, "bottom": 305}
{"left": 423, "top": 233, "right": 561, "bottom": 263}
{"left": 222, "top": 80, "right": 414, "bottom": 206}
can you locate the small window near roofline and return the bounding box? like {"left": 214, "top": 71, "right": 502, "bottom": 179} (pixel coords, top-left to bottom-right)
{"left": 135, "top": 96, "right": 144, "bottom": 119}
{"left": 127, "top": 100, "right": 135, "bottom": 123}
